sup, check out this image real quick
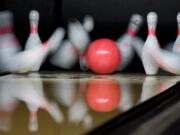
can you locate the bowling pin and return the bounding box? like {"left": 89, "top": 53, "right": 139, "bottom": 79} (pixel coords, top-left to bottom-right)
{"left": 68, "top": 16, "right": 94, "bottom": 71}
{"left": 68, "top": 19, "right": 90, "bottom": 54}
{"left": 150, "top": 48, "right": 180, "bottom": 74}
{"left": 47, "top": 27, "right": 65, "bottom": 53}
{"left": 117, "top": 14, "right": 143, "bottom": 71}
{"left": 25, "top": 10, "right": 41, "bottom": 50}
{"left": 8, "top": 28, "right": 65, "bottom": 73}
{"left": 80, "top": 15, "right": 94, "bottom": 71}
{"left": 142, "top": 12, "right": 160, "bottom": 75}
{"left": 7, "top": 45, "right": 49, "bottom": 73}
{"left": 173, "top": 12, "right": 180, "bottom": 54}
{"left": 131, "top": 37, "right": 145, "bottom": 59}
{"left": 83, "top": 15, "right": 94, "bottom": 33}
{"left": 50, "top": 40, "right": 78, "bottom": 69}
{"left": 0, "top": 11, "right": 21, "bottom": 72}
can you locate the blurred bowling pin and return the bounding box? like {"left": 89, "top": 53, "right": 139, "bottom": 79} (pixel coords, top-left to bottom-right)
{"left": 25, "top": 10, "right": 41, "bottom": 49}
{"left": 151, "top": 48, "right": 180, "bottom": 74}
{"left": 131, "top": 37, "right": 145, "bottom": 59}
{"left": 68, "top": 16, "right": 94, "bottom": 71}
{"left": 68, "top": 18, "right": 90, "bottom": 54}
{"left": 83, "top": 15, "right": 94, "bottom": 33}
{"left": 8, "top": 28, "right": 65, "bottom": 73}
{"left": 50, "top": 40, "right": 78, "bottom": 69}
{"left": 173, "top": 12, "right": 180, "bottom": 54}
{"left": 0, "top": 11, "right": 21, "bottom": 72}
{"left": 7, "top": 45, "right": 49, "bottom": 73}
{"left": 47, "top": 27, "right": 65, "bottom": 53}
{"left": 117, "top": 14, "right": 143, "bottom": 71}
{"left": 142, "top": 12, "right": 159, "bottom": 75}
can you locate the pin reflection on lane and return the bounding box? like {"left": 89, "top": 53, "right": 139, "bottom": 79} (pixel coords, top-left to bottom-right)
{"left": 0, "top": 78, "right": 19, "bottom": 132}
{"left": 0, "top": 73, "right": 63, "bottom": 132}
{"left": 140, "top": 76, "right": 180, "bottom": 102}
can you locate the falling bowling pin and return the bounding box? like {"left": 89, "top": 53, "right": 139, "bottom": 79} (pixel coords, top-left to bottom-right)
{"left": 50, "top": 40, "right": 78, "bottom": 69}
{"left": 116, "top": 14, "right": 143, "bottom": 71}
{"left": 142, "top": 12, "right": 160, "bottom": 75}
{"left": 131, "top": 37, "right": 145, "bottom": 59}
{"left": 47, "top": 27, "right": 65, "bottom": 53}
{"left": 68, "top": 16, "right": 94, "bottom": 71}
{"left": 0, "top": 11, "right": 21, "bottom": 72}
{"left": 173, "top": 12, "right": 180, "bottom": 54}
{"left": 83, "top": 15, "right": 94, "bottom": 33}
{"left": 150, "top": 48, "right": 180, "bottom": 74}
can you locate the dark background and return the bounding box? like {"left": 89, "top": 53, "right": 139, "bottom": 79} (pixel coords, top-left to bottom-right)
{"left": 1, "top": 0, "right": 180, "bottom": 73}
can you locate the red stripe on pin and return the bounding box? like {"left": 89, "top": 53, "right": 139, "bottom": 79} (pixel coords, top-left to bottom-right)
{"left": 176, "top": 44, "right": 180, "bottom": 47}
{"left": 126, "top": 28, "right": 136, "bottom": 36}
{"left": 31, "top": 26, "right": 38, "bottom": 33}
{"left": 149, "top": 28, "right": 156, "bottom": 35}
{"left": 178, "top": 29, "right": 180, "bottom": 35}
{"left": 30, "top": 111, "right": 37, "bottom": 118}
{"left": 0, "top": 27, "right": 13, "bottom": 34}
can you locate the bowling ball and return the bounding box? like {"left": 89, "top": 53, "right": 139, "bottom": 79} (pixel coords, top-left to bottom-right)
{"left": 86, "top": 78, "right": 121, "bottom": 112}
{"left": 86, "top": 38, "right": 121, "bottom": 74}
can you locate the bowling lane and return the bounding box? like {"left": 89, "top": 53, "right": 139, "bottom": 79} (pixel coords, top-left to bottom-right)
{"left": 0, "top": 72, "right": 179, "bottom": 135}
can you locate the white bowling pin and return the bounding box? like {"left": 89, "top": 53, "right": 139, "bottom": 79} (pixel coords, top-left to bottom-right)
{"left": 131, "top": 37, "right": 145, "bottom": 59}
{"left": 25, "top": 10, "right": 41, "bottom": 50}
{"left": 47, "top": 27, "right": 65, "bottom": 53}
{"left": 0, "top": 11, "right": 21, "bottom": 72}
{"left": 173, "top": 12, "right": 180, "bottom": 54}
{"left": 142, "top": 12, "right": 160, "bottom": 75}
{"left": 117, "top": 14, "right": 143, "bottom": 71}
{"left": 68, "top": 17, "right": 94, "bottom": 71}
{"left": 79, "top": 15, "right": 94, "bottom": 71}
{"left": 150, "top": 48, "right": 180, "bottom": 74}
{"left": 50, "top": 40, "right": 78, "bottom": 69}
{"left": 83, "top": 15, "right": 94, "bottom": 33}
{"left": 68, "top": 19, "right": 90, "bottom": 54}
{"left": 7, "top": 45, "right": 49, "bottom": 73}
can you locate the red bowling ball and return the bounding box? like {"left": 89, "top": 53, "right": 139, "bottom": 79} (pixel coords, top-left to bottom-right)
{"left": 86, "top": 39, "right": 121, "bottom": 74}
{"left": 86, "top": 78, "right": 121, "bottom": 112}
